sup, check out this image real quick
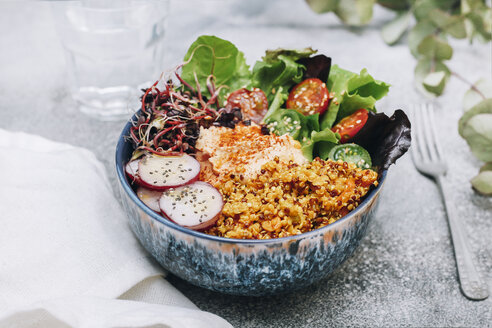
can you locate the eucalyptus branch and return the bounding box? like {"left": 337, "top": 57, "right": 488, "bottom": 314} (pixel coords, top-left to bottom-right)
{"left": 451, "top": 71, "right": 487, "bottom": 100}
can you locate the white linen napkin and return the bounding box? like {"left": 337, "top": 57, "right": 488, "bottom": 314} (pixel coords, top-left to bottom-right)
{"left": 0, "top": 129, "right": 231, "bottom": 328}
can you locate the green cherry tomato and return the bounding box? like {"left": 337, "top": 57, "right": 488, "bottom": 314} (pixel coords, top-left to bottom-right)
{"left": 327, "top": 143, "right": 372, "bottom": 169}
{"left": 265, "top": 110, "right": 303, "bottom": 139}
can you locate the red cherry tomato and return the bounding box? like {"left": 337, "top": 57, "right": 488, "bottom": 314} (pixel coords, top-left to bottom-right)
{"left": 331, "top": 109, "right": 369, "bottom": 143}
{"left": 286, "top": 78, "right": 330, "bottom": 115}
{"left": 226, "top": 88, "right": 268, "bottom": 124}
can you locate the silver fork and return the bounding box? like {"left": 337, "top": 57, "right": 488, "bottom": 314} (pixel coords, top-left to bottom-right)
{"left": 411, "top": 103, "right": 489, "bottom": 301}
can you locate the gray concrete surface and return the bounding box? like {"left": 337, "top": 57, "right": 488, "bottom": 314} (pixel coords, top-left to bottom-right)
{"left": 1, "top": 1, "right": 490, "bottom": 327}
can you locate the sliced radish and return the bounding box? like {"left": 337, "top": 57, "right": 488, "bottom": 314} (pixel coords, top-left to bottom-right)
{"left": 159, "top": 181, "right": 223, "bottom": 230}
{"left": 125, "top": 159, "right": 140, "bottom": 180}
{"left": 138, "top": 154, "right": 200, "bottom": 191}
{"left": 125, "top": 159, "right": 142, "bottom": 184}
{"left": 136, "top": 187, "right": 162, "bottom": 212}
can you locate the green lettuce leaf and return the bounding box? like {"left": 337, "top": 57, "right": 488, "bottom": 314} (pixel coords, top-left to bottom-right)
{"left": 320, "top": 65, "right": 356, "bottom": 129}
{"left": 262, "top": 87, "right": 288, "bottom": 122}
{"left": 252, "top": 48, "right": 316, "bottom": 103}
{"left": 297, "top": 114, "right": 319, "bottom": 162}
{"left": 313, "top": 129, "right": 340, "bottom": 160}
{"left": 338, "top": 69, "right": 390, "bottom": 120}
{"left": 320, "top": 65, "right": 390, "bottom": 129}
{"left": 297, "top": 114, "right": 323, "bottom": 161}
{"left": 304, "top": 112, "right": 320, "bottom": 133}
{"left": 263, "top": 48, "right": 317, "bottom": 63}
{"left": 181, "top": 35, "right": 251, "bottom": 103}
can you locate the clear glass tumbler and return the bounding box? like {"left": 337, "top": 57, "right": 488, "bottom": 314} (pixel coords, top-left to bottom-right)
{"left": 52, "top": 0, "right": 168, "bottom": 121}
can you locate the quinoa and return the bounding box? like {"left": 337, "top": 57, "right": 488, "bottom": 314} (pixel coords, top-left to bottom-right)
{"left": 204, "top": 157, "right": 378, "bottom": 239}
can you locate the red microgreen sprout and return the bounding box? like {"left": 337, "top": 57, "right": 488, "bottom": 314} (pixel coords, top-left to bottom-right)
{"left": 128, "top": 65, "right": 239, "bottom": 160}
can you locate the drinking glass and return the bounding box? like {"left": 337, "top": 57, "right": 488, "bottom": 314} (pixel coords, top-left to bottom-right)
{"left": 52, "top": 0, "right": 168, "bottom": 121}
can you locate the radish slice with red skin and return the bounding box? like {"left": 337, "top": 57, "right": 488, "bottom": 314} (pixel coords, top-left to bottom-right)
{"left": 159, "top": 181, "right": 223, "bottom": 231}
{"left": 136, "top": 187, "right": 162, "bottom": 212}
{"left": 138, "top": 154, "right": 200, "bottom": 191}
{"left": 125, "top": 159, "right": 142, "bottom": 184}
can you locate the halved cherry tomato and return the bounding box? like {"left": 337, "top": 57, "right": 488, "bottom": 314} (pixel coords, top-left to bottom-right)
{"left": 226, "top": 88, "right": 268, "bottom": 124}
{"left": 331, "top": 109, "right": 369, "bottom": 143}
{"left": 286, "top": 78, "right": 330, "bottom": 115}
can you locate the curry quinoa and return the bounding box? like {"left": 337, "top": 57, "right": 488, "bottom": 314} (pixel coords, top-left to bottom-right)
{"left": 205, "top": 157, "right": 378, "bottom": 239}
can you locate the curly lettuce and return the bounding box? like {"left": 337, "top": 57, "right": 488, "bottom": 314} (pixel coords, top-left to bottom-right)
{"left": 320, "top": 65, "right": 390, "bottom": 129}
{"left": 251, "top": 48, "right": 316, "bottom": 103}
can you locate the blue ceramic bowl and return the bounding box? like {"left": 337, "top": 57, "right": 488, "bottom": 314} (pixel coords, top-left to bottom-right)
{"left": 115, "top": 113, "right": 387, "bottom": 296}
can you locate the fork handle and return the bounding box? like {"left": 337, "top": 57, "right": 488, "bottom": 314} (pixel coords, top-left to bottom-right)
{"left": 436, "top": 176, "right": 489, "bottom": 300}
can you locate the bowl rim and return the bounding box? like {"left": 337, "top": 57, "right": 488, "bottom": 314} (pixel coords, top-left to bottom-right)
{"left": 115, "top": 111, "right": 387, "bottom": 245}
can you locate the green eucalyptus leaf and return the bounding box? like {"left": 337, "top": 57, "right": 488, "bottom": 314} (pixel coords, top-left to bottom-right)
{"left": 428, "top": 9, "right": 467, "bottom": 39}
{"left": 335, "top": 0, "right": 376, "bottom": 26}
{"left": 461, "top": 0, "right": 492, "bottom": 41}
{"left": 463, "top": 79, "right": 492, "bottom": 112}
{"left": 461, "top": 113, "right": 492, "bottom": 162}
{"left": 423, "top": 71, "right": 446, "bottom": 95}
{"left": 461, "top": 0, "right": 475, "bottom": 39}
{"left": 480, "top": 162, "right": 492, "bottom": 173}
{"left": 413, "top": 0, "right": 456, "bottom": 21}
{"left": 461, "top": 0, "right": 484, "bottom": 12}
{"left": 408, "top": 20, "right": 436, "bottom": 57}
{"left": 414, "top": 58, "right": 450, "bottom": 96}
{"left": 466, "top": 11, "right": 492, "bottom": 40}
{"left": 381, "top": 11, "right": 412, "bottom": 45}
{"left": 471, "top": 170, "right": 492, "bottom": 196}
{"left": 458, "top": 98, "right": 492, "bottom": 137}
{"left": 304, "top": 0, "right": 339, "bottom": 13}
{"left": 417, "top": 35, "right": 453, "bottom": 60}
{"left": 377, "top": 0, "right": 411, "bottom": 11}
{"left": 484, "top": 8, "right": 492, "bottom": 39}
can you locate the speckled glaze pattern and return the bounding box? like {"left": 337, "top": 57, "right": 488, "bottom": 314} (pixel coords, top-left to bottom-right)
{"left": 116, "top": 115, "right": 386, "bottom": 296}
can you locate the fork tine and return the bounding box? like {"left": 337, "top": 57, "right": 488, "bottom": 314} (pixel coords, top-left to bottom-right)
{"left": 421, "top": 103, "right": 440, "bottom": 162}
{"left": 427, "top": 103, "right": 444, "bottom": 161}
{"left": 410, "top": 105, "right": 422, "bottom": 162}
{"left": 413, "top": 104, "right": 431, "bottom": 163}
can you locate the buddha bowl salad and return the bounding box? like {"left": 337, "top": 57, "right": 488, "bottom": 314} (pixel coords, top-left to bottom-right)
{"left": 125, "top": 35, "right": 411, "bottom": 239}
